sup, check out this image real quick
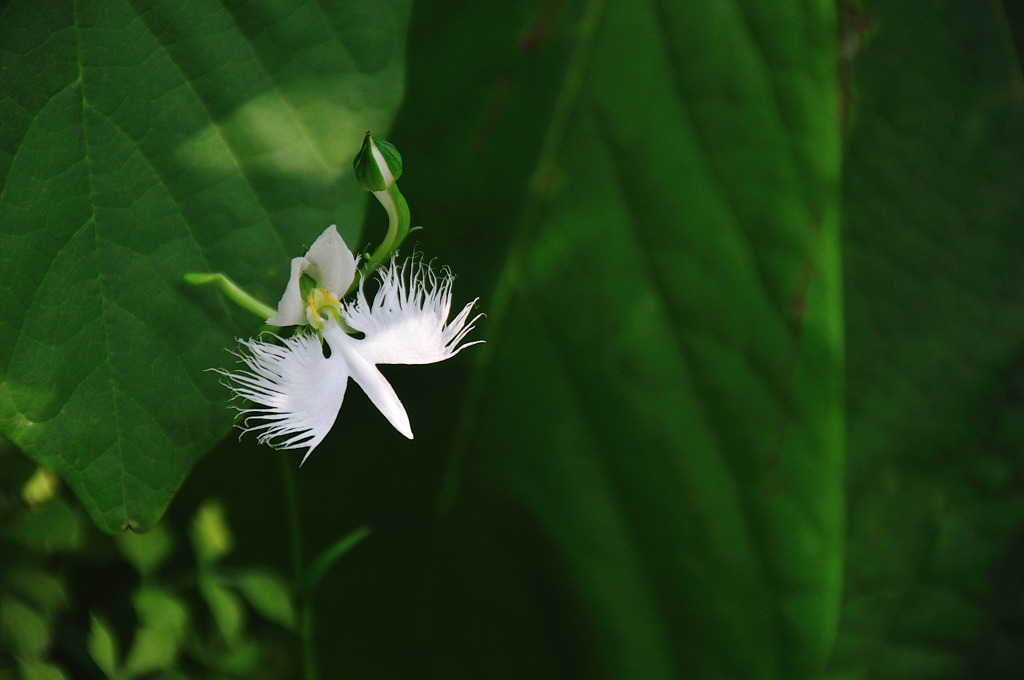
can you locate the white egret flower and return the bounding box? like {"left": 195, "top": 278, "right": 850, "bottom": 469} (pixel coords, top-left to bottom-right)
{"left": 220, "top": 225, "right": 481, "bottom": 464}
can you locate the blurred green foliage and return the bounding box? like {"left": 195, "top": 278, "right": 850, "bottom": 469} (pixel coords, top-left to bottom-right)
{"left": 2, "top": 0, "right": 1024, "bottom": 679}
{"left": 0, "top": 444, "right": 296, "bottom": 679}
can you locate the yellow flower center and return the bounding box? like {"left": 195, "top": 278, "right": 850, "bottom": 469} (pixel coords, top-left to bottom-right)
{"left": 304, "top": 288, "right": 342, "bottom": 329}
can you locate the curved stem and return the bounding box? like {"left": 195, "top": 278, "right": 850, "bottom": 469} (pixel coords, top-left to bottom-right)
{"left": 371, "top": 187, "right": 400, "bottom": 261}
{"left": 184, "top": 272, "right": 276, "bottom": 319}
{"left": 348, "top": 184, "right": 412, "bottom": 296}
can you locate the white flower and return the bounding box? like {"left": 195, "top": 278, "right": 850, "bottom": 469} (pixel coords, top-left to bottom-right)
{"left": 266, "top": 224, "right": 355, "bottom": 328}
{"left": 219, "top": 226, "right": 481, "bottom": 464}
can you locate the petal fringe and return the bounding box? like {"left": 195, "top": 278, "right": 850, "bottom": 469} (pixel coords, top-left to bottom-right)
{"left": 342, "top": 256, "right": 483, "bottom": 366}
{"left": 217, "top": 331, "right": 351, "bottom": 464}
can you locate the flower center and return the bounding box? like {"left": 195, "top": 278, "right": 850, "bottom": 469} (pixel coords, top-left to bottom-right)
{"left": 304, "top": 287, "right": 342, "bottom": 329}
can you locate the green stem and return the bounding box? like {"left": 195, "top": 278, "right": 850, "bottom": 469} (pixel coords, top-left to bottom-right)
{"left": 184, "top": 272, "right": 276, "bottom": 319}
{"left": 300, "top": 599, "right": 317, "bottom": 680}
{"left": 348, "top": 184, "right": 411, "bottom": 296}
{"left": 372, "top": 187, "right": 400, "bottom": 259}
{"left": 279, "top": 457, "right": 317, "bottom": 680}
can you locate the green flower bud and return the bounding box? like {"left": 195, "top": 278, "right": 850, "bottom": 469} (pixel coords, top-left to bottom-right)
{"left": 352, "top": 132, "right": 403, "bottom": 192}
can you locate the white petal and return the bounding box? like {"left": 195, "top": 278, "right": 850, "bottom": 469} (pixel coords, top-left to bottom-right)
{"left": 305, "top": 224, "right": 356, "bottom": 295}
{"left": 218, "top": 331, "right": 351, "bottom": 464}
{"left": 341, "top": 257, "right": 483, "bottom": 366}
{"left": 265, "top": 226, "right": 357, "bottom": 326}
{"left": 322, "top": 322, "right": 413, "bottom": 439}
{"left": 266, "top": 256, "right": 310, "bottom": 326}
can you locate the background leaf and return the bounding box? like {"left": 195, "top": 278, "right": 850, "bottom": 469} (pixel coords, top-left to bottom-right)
{"left": 199, "top": 579, "right": 246, "bottom": 646}
{"left": 0, "top": 596, "right": 51, "bottom": 659}
{"left": 234, "top": 569, "right": 295, "bottom": 631}
{"left": 123, "top": 587, "right": 187, "bottom": 678}
{"left": 87, "top": 615, "right": 120, "bottom": 679}
{"left": 0, "top": 0, "right": 410, "bottom": 533}
{"left": 375, "top": 0, "right": 845, "bottom": 677}
{"left": 5, "top": 0, "right": 1023, "bottom": 678}
{"left": 829, "top": 1, "right": 1024, "bottom": 678}
{"left": 16, "top": 660, "right": 67, "bottom": 680}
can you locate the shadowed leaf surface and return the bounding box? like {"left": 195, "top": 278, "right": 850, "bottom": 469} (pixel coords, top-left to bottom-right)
{"left": 829, "top": 2, "right": 1024, "bottom": 677}
{"left": 389, "top": 1, "right": 845, "bottom": 677}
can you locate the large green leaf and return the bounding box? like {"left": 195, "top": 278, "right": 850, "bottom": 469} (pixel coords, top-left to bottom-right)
{"left": 0, "top": 0, "right": 409, "bottom": 533}
{"left": 398, "top": 0, "right": 844, "bottom": 677}
{"left": 829, "top": 1, "right": 1024, "bottom": 677}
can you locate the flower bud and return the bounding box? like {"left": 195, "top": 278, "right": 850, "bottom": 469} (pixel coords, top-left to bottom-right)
{"left": 352, "top": 132, "right": 403, "bottom": 191}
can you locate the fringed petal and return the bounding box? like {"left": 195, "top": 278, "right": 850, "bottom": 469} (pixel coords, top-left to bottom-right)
{"left": 218, "top": 331, "right": 351, "bottom": 464}
{"left": 341, "top": 256, "right": 483, "bottom": 366}
{"left": 322, "top": 322, "right": 413, "bottom": 439}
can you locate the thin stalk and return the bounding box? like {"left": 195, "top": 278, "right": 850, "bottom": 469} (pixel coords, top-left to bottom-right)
{"left": 184, "top": 272, "right": 276, "bottom": 319}
{"left": 279, "top": 456, "right": 318, "bottom": 680}
{"left": 348, "top": 184, "right": 412, "bottom": 296}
